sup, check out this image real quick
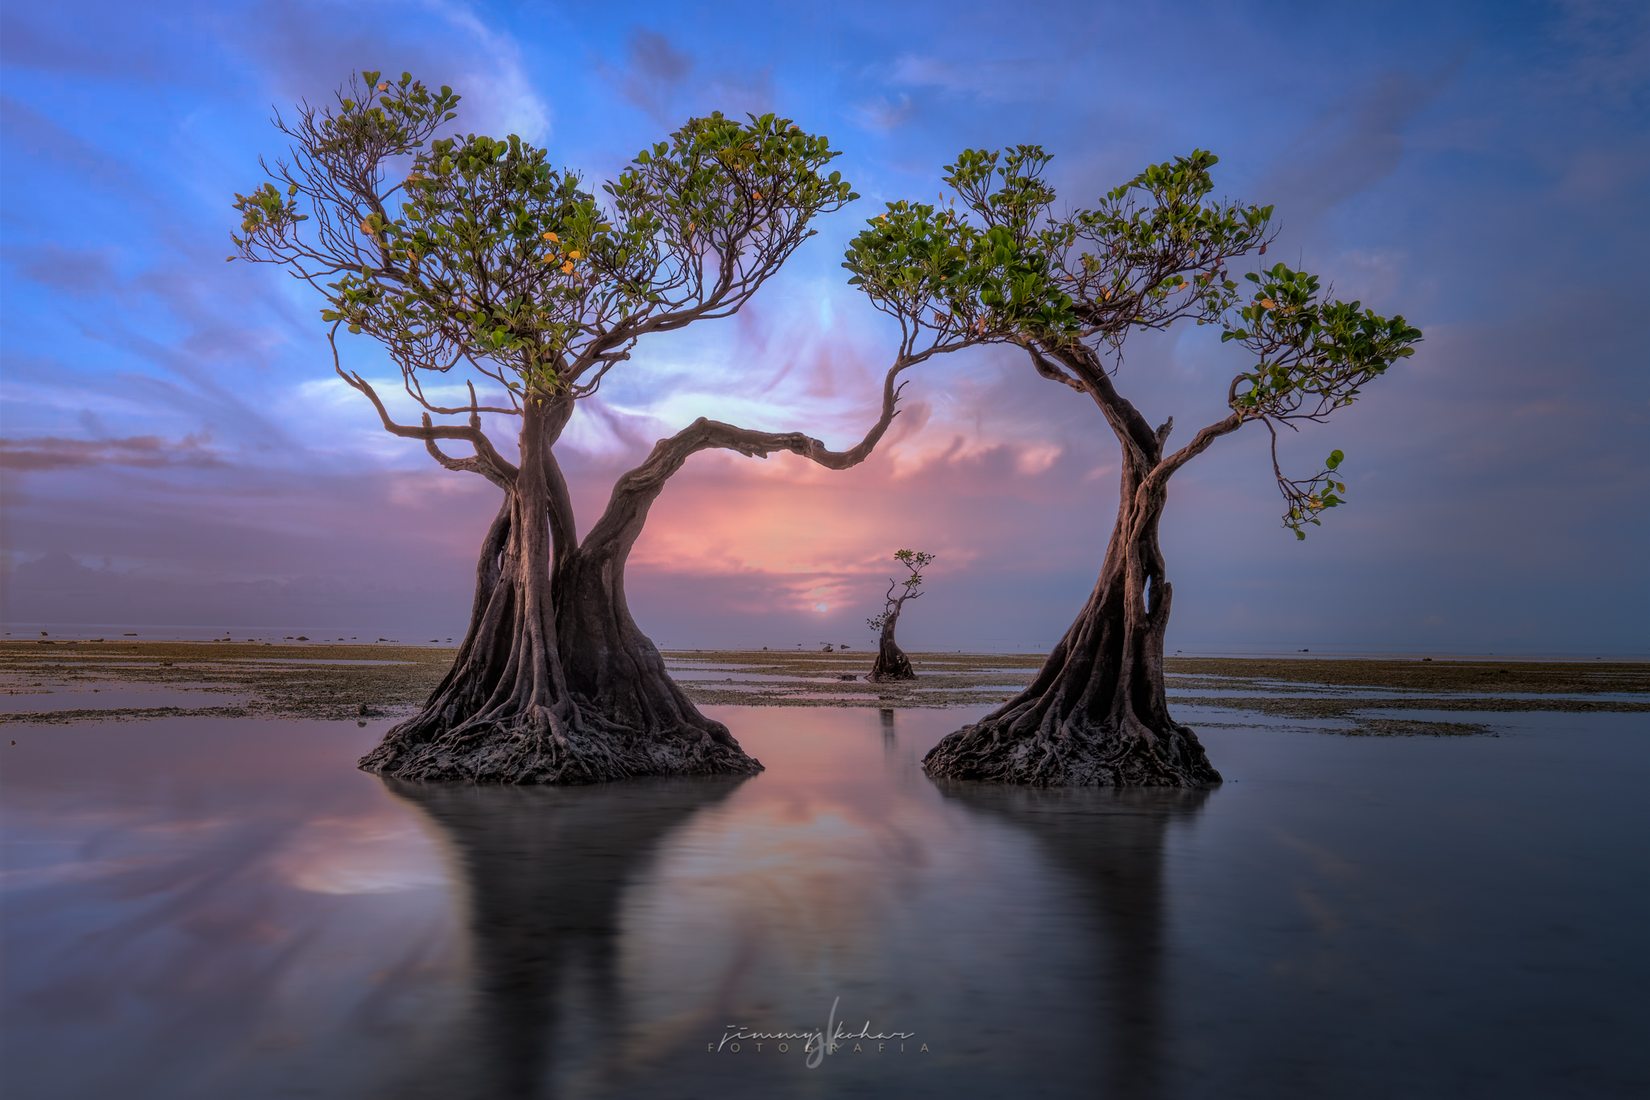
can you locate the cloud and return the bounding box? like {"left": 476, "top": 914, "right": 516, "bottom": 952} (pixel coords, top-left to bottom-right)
{"left": 420, "top": 0, "right": 551, "bottom": 141}
{"left": 1542, "top": 0, "right": 1650, "bottom": 110}
{"left": 600, "top": 26, "right": 774, "bottom": 127}
{"left": 850, "top": 93, "right": 914, "bottom": 132}
{"left": 886, "top": 53, "right": 1060, "bottom": 103}
{"left": 0, "top": 96, "right": 173, "bottom": 218}
{"left": 8, "top": 244, "right": 121, "bottom": 295}
{"left": 241, "top": 0, "right": 550, "bottom": 141}
{"left": 617, "top": 29, "right": 694, "bottom": 120}
{"left": 1257, "top": 64, "right": 1457, "bottom": 229}
{"left": 0, "top": 12, "right": 170, "bottom": 81}
{"left": 2, "top": 0, "right": 1646, "bottom": 656}
{"left": 0, "top": 434, "right": 225, "bottom": 472}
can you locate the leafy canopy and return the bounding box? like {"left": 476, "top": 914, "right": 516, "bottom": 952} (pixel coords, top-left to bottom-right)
{"left": 867, "top": 548, "right": 935, "bottom": 633}
{"left": 234, "top": 71, "right": 857, "bottom": 404}
{"left": 844, "top": 145, "right": 1421, "bottom": 536}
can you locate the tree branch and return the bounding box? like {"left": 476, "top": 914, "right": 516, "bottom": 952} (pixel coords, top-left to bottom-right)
{"left": 582, "top": 356, "right": 917, "bottom": 557}
{"left": 1033, "top": 340, "right": 1159, "bottom": 459}
{"left": 330, "top": 328, "right": 518, "bottom": 485}
{"left": 1027, "top": 344, "right": 1087, "bottom": 393}
{"left": 1153, "top": 411, "right": 1244, "bottom": 484}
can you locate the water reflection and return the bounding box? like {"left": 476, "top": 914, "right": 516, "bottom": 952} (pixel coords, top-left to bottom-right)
{"left": 381, "top": 777, "right": 744, "bottom": 1098}
{"left": 936, "top": 784, "right": 1208, "bottom": 1100}
{"left": 5, "top": 707, "right": 1648, "bottom": 1098}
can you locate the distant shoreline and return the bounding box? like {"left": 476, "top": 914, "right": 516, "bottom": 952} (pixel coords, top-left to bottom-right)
{"left": 2, "top": 640, "right": 1646, "bottom": 737}
{"left": 2, "top": 629, "right": 1645, "bottom": 664}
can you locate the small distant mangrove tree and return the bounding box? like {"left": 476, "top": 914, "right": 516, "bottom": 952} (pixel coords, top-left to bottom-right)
{"left": 866, "top": 549, "right": 933, "bottom": 682}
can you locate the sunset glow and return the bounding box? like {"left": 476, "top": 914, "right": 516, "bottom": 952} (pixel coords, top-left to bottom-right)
{"left": 1, "top": 1, "right": 1645, "bottom": 654}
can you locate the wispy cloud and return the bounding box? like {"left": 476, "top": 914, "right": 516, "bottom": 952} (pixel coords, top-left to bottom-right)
{"left": 598, "top": 26, "right": 775, "bottom": 127}
{"left": 886, "top": 53, "right": 1059, "bottom": 103}
{"left": 0, "top": 434, "right": 225, "bottom": 472}
{"left": 1257, "top": 64, "right": 1457, "bottom": 229}
{"left": 239, "top": 0, "right": 550, "bottom": 141}
{"left": 1, "top": 0, "right": 1644, "bottom": 652}
{"left": 851, "top": 93, "right": 915, "bottom": 132}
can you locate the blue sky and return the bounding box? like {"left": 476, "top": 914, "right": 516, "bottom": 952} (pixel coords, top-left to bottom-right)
{"left": 1, "top": 0, "right": 1646, "bottom": 653}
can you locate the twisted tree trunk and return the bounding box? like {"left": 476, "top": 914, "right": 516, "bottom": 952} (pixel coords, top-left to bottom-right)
{"left": 923, "top": 435, "right": 1221, "bottom": 787}
{"left": 359, "top": 399, "right": 760, "bottom": 783}
{"left": 553, "top": 539, "right": 750, "bottom": 770}
{"left": 868, "top": 620, "right": 914, "bottom": 682}
{"left": 360, "top": 354, "right": 919, "bottom": 784}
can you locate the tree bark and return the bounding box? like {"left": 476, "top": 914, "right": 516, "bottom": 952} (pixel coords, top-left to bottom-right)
{"left": 359, "top": 398, "right": 762, "bottom": 783}
{"left": 359, "top": 354, "right": 918, "bottom": 784}
{"left": 868, "top": 619, "right": 915, "bottom": 682}
{"left": 922, "top": 445, "right": 1220, "bottom": 787}
{"left": 553, "top": 543, "right": 751, "bottom": 763}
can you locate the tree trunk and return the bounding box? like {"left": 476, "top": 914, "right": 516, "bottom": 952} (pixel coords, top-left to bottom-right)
{"left": 868, "top": 619, "right": 915, "bottom": 682}
{"left": 922, "top": 453, "right": 1220, "bottom": 787}
{"left": 553, "top": 543, "right": 754, "bottom": 768}
{"left": 359, "top": 399, "right": 762, "bottom": 783}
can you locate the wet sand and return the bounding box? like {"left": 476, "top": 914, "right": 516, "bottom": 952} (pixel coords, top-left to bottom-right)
{"left": 1, "top": 640, "right": 1645, "bottom": 736}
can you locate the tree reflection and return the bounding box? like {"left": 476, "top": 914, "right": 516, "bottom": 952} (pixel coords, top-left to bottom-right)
{"left": 935, "top": 784, "right": 1209, "bottom": 1099}
{"left": 384, "top": 776, "right": 746, "bottom": 1099}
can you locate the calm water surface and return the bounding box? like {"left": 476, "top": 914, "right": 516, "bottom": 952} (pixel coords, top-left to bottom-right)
{"left": 3, "top": 704, "right": 1647, "bottom": 1098}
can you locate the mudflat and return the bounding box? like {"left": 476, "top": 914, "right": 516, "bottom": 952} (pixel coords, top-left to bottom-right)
{"left": 2, "top": 640, "right": 1644, "bottom": 737}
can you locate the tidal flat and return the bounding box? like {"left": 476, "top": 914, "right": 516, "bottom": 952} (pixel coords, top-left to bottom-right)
{"left": 3, "top": 640, "right": 1646, "bottom": 736}
{"left": 3, "top": 644, "right": 1649, "bottom": 1098}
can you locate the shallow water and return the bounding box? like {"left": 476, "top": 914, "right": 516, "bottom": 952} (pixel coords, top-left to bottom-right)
{"left": 3, "top": 705, "right": 1647, "bottom": 1099}
{"left": 0, "top": 685, "right": 247, "bottom": 715}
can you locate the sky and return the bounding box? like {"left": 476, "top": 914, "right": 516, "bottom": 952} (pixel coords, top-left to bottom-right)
{"left": 1, "top": 0, "right": 1646, "bottom": 654}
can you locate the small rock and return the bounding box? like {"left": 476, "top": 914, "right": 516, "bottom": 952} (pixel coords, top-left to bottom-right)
{"left": 357, "top": 703, "right": 371, "bottom": 716}
{"left": 838, "top": 673, "right": 856, "bottom": 681}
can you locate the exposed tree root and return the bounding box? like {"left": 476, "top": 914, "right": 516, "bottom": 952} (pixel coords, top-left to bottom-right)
{"left": 923, "top": 712, "right": 1220, "bottom": 788}
{"left": 868, "top": 642, "right": 915, "bottom": 682}
{"left": 360, "top": 703, "right": 761, "bottom": 784}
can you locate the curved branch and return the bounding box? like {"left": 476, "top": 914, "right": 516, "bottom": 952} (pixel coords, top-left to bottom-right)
{"left": 423, "top": 436, "right": 513, "bottom": 489}
{"left": 1027, "top": 344, "right": 1087, "bottom": 393}
{"left": 582, "top": 356, "right": 917, "bottom": 558}
{"left": 1153, "top": 411, "right": 1245, "bottom": 483}
{"left": 330, "top": 328, "right": 519, "bottom": 485}
{"left": 1032, "top": 341, "right": 1158, "bottom": 459}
